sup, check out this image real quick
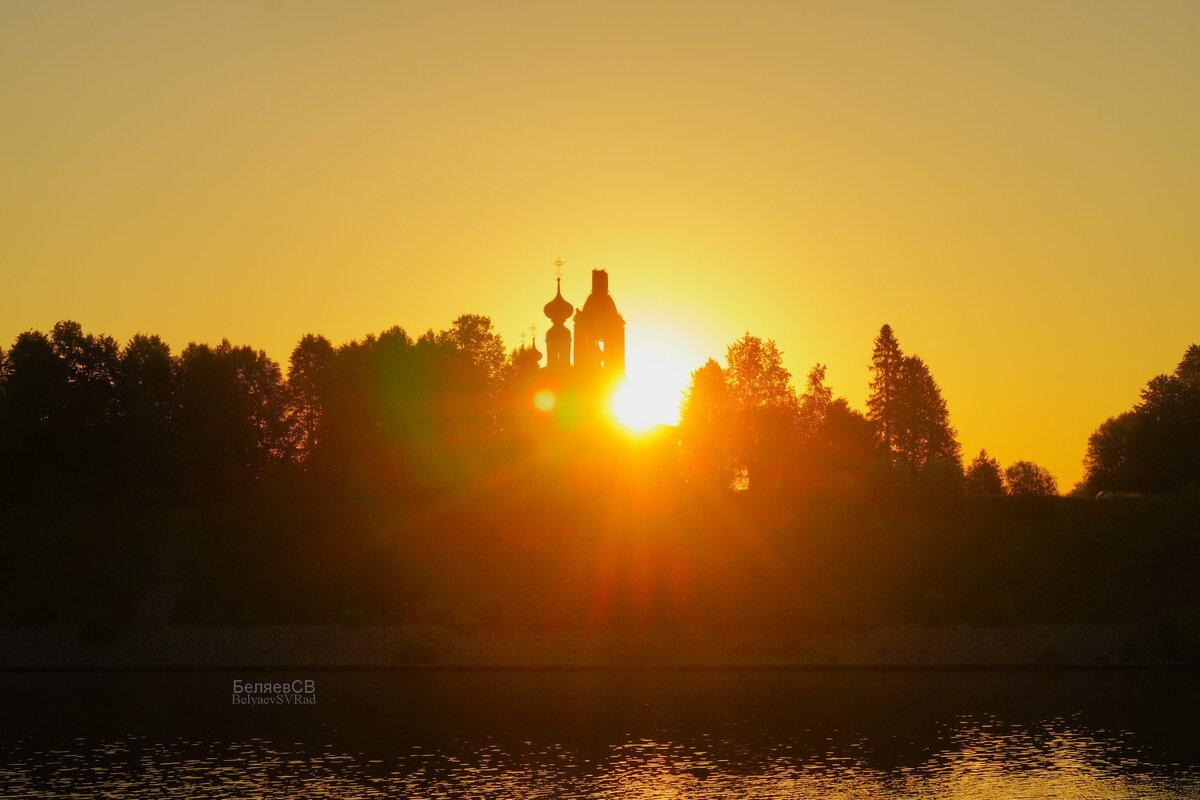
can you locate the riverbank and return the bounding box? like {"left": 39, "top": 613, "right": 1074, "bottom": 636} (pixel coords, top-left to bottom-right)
{"left": 0, "top": 624, "right": 1176, "bottom": 670}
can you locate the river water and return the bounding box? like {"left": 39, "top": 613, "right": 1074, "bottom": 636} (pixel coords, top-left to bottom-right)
{"left": 2, "top": 669, "right": 1198, "bottom": 798}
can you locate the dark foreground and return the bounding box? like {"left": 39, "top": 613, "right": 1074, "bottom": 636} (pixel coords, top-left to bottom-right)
{"left": 3, "top": 668, "right": 1199, "bottom": 798}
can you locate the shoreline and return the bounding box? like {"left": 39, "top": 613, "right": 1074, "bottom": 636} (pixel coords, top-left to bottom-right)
{"left": 3, "top": 624, "right": 1192, "bottom": 672}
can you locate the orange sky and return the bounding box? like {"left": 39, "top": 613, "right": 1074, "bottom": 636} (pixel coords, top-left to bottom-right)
{"left": 3, "top": 2, "right": 1198, "bottom": 489}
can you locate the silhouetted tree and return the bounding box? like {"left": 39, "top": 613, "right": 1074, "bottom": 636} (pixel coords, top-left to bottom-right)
{"left": 797, "top": 363, "right": 833, "bottom": 443}
{"left": 964, "top": 449, "right": 1006, "bottom": 496}
{"left": 418, "top": 326, "right": 494, "bottom": 432}
{"left": 437, "top": 314, "right": 507, "bottom": 397}
{"left": 4, "top": 331, "right": 65, "bottom": 429}
{"left": 894, "top": 355, "right": 961, "bottom": 471}
{"left": 115, "top": 333, "right": 176, "bottom": 498}
{"left": 725, "top": 333, "right": 798, "bottom": 489}
{"left": 867, "top": 324, "right": 905, "bottom": 454}
{"left": 119, "top": 334, "right": 174, "bottom": 416}
{"left": 301, "top": 320, "right": 506, "bottom": 496}
{"left": 286, "top": 333, "right": 336, "bottom": 462}
{"left": 820, "top": 399, "right": 878, "bottom": 462}
{"left": 798, "top": 365, "right": 878, "bottom": 472}
{"left": 679, "top": 359, "right": 735, "bottom": 489}
{"left": 1005, "top": 460, "right": 1058, "bottom": 496}
{"left": 492, "top": 342, "right": 545, "bottom": 441}
{"left": 311, "top": 329, "right": 410, "bottom": 493}
{"left": 1, "top": 331, "right": 68, "bottom": 496}
{"left": 866, "top": 325, "right": 960, "bottom": 474}
{"left": 52, "top": 321, "right": 122, "bottom": 487}
{"left": 1082, "top": 411, "right": 1141, "bottom": 492}
{"left": 174, "top": 340, "right": 288, "bottom": 499}
{"left": 1081, "top": 344, "right": 1200, "bottom": 493}
{"left": 726, "top": 334, "right": 796, "bottom": 411}
{"left": 0, "top": 316, "right": 518, "bottom": 503}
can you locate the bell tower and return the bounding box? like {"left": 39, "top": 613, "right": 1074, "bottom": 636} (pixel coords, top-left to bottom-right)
{"left": 572, "top": 269, "right": 625, "bottom": 380}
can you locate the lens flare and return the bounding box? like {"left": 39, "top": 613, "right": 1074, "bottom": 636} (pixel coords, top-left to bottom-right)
{"left": 533, "top": 389, "right": 556, "bottom": 412}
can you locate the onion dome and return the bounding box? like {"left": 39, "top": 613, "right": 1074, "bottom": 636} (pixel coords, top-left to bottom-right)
{"left": 543, "top": 278, "right": 574, "bottom": 324}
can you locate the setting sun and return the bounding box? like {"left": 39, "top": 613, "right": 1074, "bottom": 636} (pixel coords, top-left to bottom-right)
{"left": 612, "top": 380, "right": 667, "bottom": 432}
{"left": 608, "top": 325, "right": 706, "bottom": 432}
{"left": 610, "top": 360, "right": 690, "bottom": 433}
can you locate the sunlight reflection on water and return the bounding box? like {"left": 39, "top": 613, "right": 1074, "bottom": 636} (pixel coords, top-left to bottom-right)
{"left": 3, "top": 713, "right": 1199, "bottom": 799}
{"left": 5, "top": 670, "right": 1200, "bottom": 798}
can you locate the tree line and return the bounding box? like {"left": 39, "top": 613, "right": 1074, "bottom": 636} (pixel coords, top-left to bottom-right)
{"left": 0, "top": 316, "right": 526, "bottom": 504}
{"left": 0, "top": 316, "right": 1193, "bottom": 504}
{"left": 678, "top": 324, "right": 1062, "bottom": 498}
{"left": 1079, "top": 344, "right": 1200, "bottom": 495}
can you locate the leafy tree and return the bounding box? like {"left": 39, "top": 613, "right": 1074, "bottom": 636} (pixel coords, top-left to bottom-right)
{"left": 115, "top": 334, "right": 176, "bottom": 497}
{"left": 797, "top": 363, "right": 833, "bottom": 443}
{"left": 1, "top": 322, "right": 129, "bottom": 499}
{"left": 1005, "top": 460, "right": 1058, "bottom": 496}
{"left": 725, "top": 333, "right": 798, "bottom": 488}
{"left": 726, "top": 333, "right": 796, "bottom": 411}
{"left": 964, "top": 449, "right": 1006, "bottom": 496}
{"left": 4, "top": 331, "right": 66, "bottom": 429}
{"left": 51, "top": 321, "right": 120, "bottom": 397}
{"left": 1081, "top": 344, "right": 1200, "bottom": 493}
{"left": 120, "top": 334, "right": 174, "bottom": 415}
{"left": 1, "top": 331, "right": 68, "bottom": 495}
{"left": 174, "top": 340, "right": 288, "bottom": 498}
{"left": 1128, "top": 345, "right": 1200, "bottom": 491}
{"left": 411, "top": 326, "right": 495, "bottom": 448}
{"left": 798, "top": 364, "right": 878, "bottom": 471}
{"left": 6, "top": 322, "right": 123, "bottom": 495}
{"left": 1082, "top": 411, "right": 1141, "bottom": 492}
{"left": 679, "top": 359, "right": 735, "bottom": 489}
{"left": 286, "top": 334, "right": 336, "bottom": 461}
{"left": 50, "top": 321, "right": 121, "bottom": 454}
{"left": 819, "top": 398, "right": 878, "bottom": 464}
{"left": 304, "top": 320, "right": 504, "bottom": 495}
{"left": 437, "top": 314, "right": 507, "bottom": 396}
{"left": 682, "top": 344, "right": 881, "bottom": 490}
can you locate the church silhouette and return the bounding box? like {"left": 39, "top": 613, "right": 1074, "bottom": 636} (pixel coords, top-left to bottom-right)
{"left": 543, "top": 268, "right": 625, "bottom": 380}
{"left": 513, "top": 268, "right": 628, "bottom": 428}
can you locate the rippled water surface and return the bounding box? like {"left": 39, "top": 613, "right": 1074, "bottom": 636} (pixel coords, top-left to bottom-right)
{"left": 2, "top": 670, "right": 1199, "bottom": 798}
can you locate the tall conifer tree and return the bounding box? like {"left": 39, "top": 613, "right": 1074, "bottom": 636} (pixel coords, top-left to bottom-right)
{"left": 867, "top": 324, "right": 904, "bottom": 455}
{"left": 867, "top": 325, "right": 961, "bottom": 471}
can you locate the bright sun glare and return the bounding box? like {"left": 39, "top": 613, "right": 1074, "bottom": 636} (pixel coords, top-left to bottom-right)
{"left": 610, "top": 351, "right": 690, "bottom": 433}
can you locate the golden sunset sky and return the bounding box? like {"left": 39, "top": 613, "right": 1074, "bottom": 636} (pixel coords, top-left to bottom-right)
{"left": 3, "top": 1, "right": 1198, "bottom": 488}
